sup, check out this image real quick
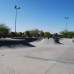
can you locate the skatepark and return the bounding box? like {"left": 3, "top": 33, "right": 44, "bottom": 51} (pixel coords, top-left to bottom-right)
{"left": 1, "top": 0, "right": 74, "bottom": 73}
{"left": 0, "top": 38, "right": 74, "bottom": 74}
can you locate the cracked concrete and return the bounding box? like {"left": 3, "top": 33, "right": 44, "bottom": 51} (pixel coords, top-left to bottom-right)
{"left": 0, "top": 38, "right": 74, "bottom": 74}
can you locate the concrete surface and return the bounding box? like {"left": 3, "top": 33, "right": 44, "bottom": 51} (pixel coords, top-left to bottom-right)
{"left": 0, "top": 38, "right": 74, "bottom": 74}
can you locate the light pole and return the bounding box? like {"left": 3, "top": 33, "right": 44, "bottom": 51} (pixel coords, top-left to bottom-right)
{"left": 14, "top": 5, "right": 20, "bottom": 33}
{"left": 64, "top": 17, "right": 69, "bottom": 31}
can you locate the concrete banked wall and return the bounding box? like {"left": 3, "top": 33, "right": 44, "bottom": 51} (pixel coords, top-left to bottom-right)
{"left": 39, "top": 38, "right": 74, "bottom": 45}
{"left": 59, "top": 38, "right": 74, "bottom": 45}
{"left": 38, "top": 38, "right": 61, "bottom": 45}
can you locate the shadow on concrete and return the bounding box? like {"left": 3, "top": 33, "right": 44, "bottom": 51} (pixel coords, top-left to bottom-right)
{"left": 53, "top": 38, "right": 63, "bottom": 44}
{"left": 0, "top": 39, "right": 35, "bottom": 47}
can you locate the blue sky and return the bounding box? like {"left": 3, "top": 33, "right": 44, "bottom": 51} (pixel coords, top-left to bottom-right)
{"left": 0, "top": 0, "right": 74, "bottom": 33}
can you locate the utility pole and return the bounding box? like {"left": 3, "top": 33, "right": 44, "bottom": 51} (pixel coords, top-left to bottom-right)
{"left": 14, "top": 5, "right": 20, "bottom": 33}
{"left": 64, "top": 17, "right": 69, "bottom": 31}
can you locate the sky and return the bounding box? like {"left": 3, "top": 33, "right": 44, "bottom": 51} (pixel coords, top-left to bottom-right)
{"left": 0, "top": 0, "right": 74, "bottom": 33}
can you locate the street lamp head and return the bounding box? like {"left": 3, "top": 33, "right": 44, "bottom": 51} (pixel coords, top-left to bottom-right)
{"left": 14, "top": 5, "right": 17, "bottom": 8}
{"left": 14, "top": 5, "right": 20, "bottom": 9}
{"left": 64, "top": 17, "right": 69, "bottom": 19}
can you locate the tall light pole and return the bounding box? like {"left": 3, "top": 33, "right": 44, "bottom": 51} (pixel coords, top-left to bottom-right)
{"left": 64, "top": 17, "right": 69, "bottom": 31}
{"left": 14, "top": 5, "right": 20, "bottom": 33}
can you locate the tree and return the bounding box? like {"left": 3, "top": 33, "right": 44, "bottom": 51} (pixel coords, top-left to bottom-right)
{"left": 40, "top": 31, "right": 44, "bottom": 37}
{"left": 44, "top": 32, "right": 51, "bottom": 38}
{"left": 53, "top": 33, "right": 59, "bottom": 38}
{"left": 28, "top": 29, "right": 40, "bottom": 37}
{"left": 60, "top": 30, "right": 74, "bottom": 38}
{"left": 60, "top": 30, "right": 69, "bottom": 38}
{"left": 8, "top": 32, "right": 15, "bottom": 37}
{"left": 25, "top": 31, "right": 31, "bottom": 37}
{"left": 0, "top": 24, "right": 10, "bottom": 38}
{"left": 24, "top": 29, "right": 51, "bottom": 38}
{"left": 16, "top": 32, "right": 23, "bottom": 37}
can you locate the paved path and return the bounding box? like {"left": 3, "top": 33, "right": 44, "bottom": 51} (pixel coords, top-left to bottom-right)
{"left": 0, "top": 38, "right": 74, "bottom": 74}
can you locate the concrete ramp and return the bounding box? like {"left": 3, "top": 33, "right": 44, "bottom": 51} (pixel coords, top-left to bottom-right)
{"left": 0, "top": 38, "right": 35, "bottom": 48}
{"left": 30, "top": 38, "right": 43, "bottom": 46}
{"left": 60, "top": 38, "right": 74, "bottom": 45}
{"left": 38, "top": 38, "right": 61, "bottom": 45}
